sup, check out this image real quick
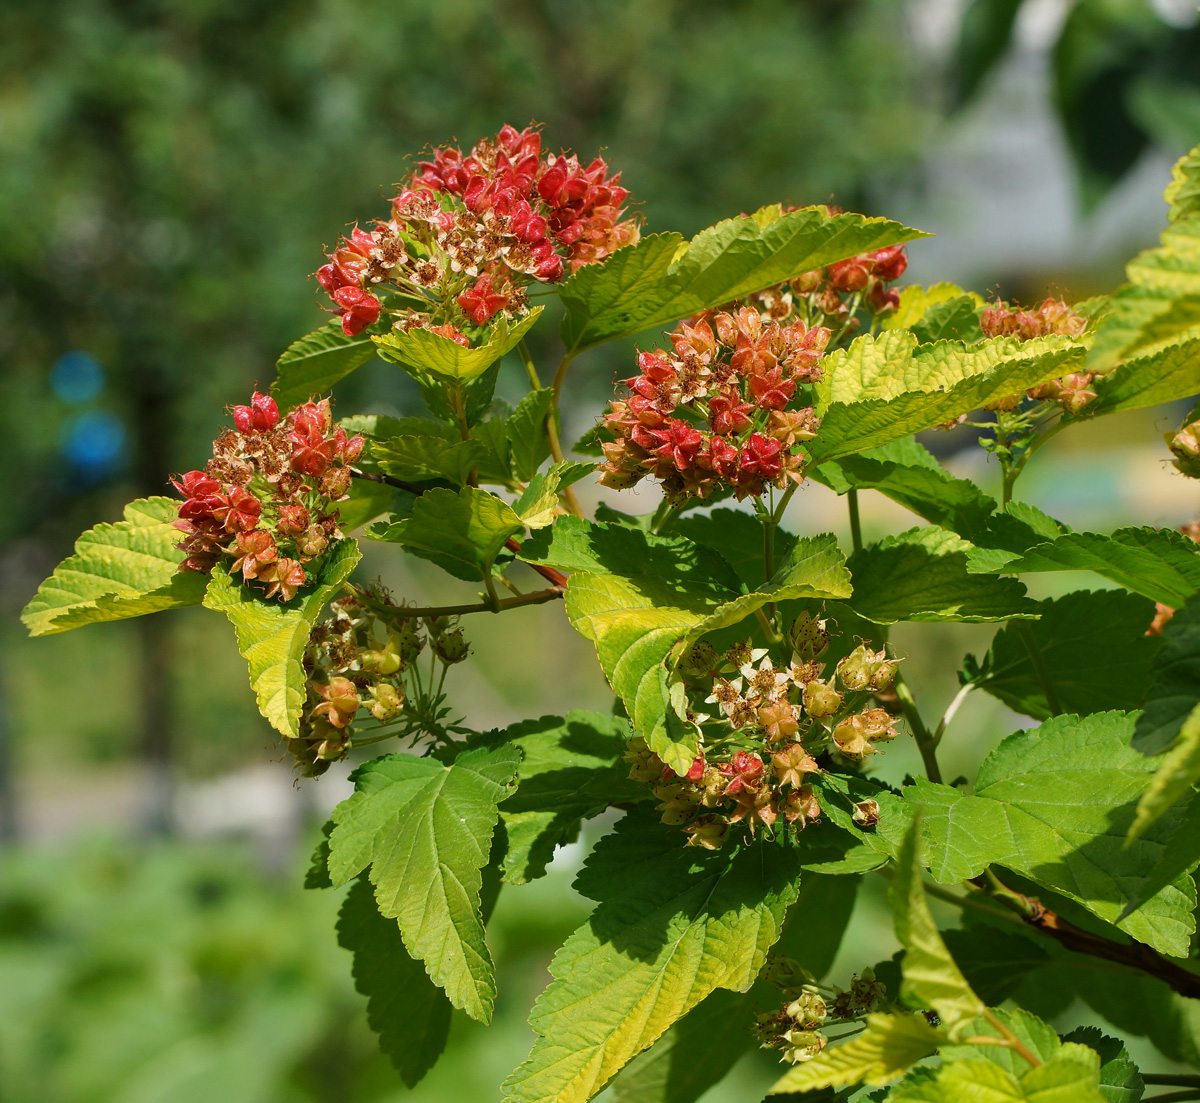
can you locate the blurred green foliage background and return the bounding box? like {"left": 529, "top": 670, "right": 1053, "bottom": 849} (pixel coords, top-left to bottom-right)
{"left": 2, "top": 0, "right": 1199, "bottom": 1099}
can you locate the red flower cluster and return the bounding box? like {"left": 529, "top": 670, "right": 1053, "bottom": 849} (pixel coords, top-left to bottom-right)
{"left": 598, "top": 308, "right": 828, "bottom": 501}
{"left": 742, "top": 242, "right": 909, "bottom": 336}
{"left": 314, "top": 124, "right": 638, "bottom": 337}
{"left": 980, "top": 297, "right": 1098, "bottom": 416}
{"left": 173, "top": 392, "right": 363, "bottom": 601}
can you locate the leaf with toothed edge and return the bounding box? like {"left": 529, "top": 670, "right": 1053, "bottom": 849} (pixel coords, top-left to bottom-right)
{"left": 201, "top": 538, "right": 361, "bottom": 738}
{"left": 327, "top": 743, "right": 521, "bottom": 1024}
{"left": 21, "top": 496, "right": 208, "bottom": 636}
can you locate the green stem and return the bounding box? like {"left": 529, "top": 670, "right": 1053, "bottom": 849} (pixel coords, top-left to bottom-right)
{"left": 1144, "top": 1077, "right": 1200, "bottom": 1089}
{"left": 932, "top": 682, "right": 974, "bottom": 748}
{"left": 1014, "top": 621, "right": 1063, "bottom": 715}
{"left": 651, "top": 497, "right": 682, "bottom": 535}
{"left": 754, "top": 606, "right": 783, "bottom": 645}
{"left": 1002, "top": 417, "right": 1066, "bottom": 505}
{"left": 517, "top": 339, "right": 542, "bottom": 389}
{"left": 894, "top": 676, "right": 942, "bottom": 783}
{"left": 763, "top": 511, "right": 776, "bottom": 583}
{"left": 366, "top": 585, "right": 564, "bottom": 621}
{"left": 847, "top": 488, "right": 863, "bottom": 555}
{"left": 981, "top": 1008, "right": 1041, "bottom": 1067}
{"left": 1142, "top": 1091, "right": 1200, "bottom": 1102}
{"left": 528, "top": 343, "right": 583, "bottom": 517}
{"left": 770, "top": 481, "right": 799, "bottom": 525}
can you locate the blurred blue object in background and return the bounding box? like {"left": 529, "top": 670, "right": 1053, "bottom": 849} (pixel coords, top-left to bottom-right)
{"left": 50, "top": 352, "right": 105, "bottom": 404}
{"left": 61, "top": 410, "right": 126, "bottom": 484}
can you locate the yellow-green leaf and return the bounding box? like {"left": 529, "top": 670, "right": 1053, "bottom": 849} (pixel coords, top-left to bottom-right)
{"left": 891, "top": 814, "right": 988, "bottom": 1036}
{"left": 373, "top": 308, "right": 543, "bottom": 384}
{"left": 22, "top": 496, "right": 206, "bottom": 637}
{"left": 202, "top": 538, "right": 361, "bottom": 737}
{"left": 769, "top": 1012, "right": 944, "bottom": 1093}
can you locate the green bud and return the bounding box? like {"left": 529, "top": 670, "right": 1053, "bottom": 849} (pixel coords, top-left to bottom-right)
{"left": 392, "top": 622, "right": 425, "bottom": 662}
{"left": 764, "top": 956, "right": 815, "bottom": 995}
{"left": 781, "top": 1029, "right": 826, "bottom": 1064}
{"left": 680, "top": 640, "right": 720, "bottom": 679}
{"left": 788, "top": 611, "right": 831, "bottom": 660}
{"left": 785, "top": 988, "right": 827, "bottom": 1030}
{"left": 654, "top": 782, "right": 700, "bottom": 825}
{"left": 1170, "top": 420, "right": 1200, "bottom": 479}
{"left": 624, "top": 736, "right": 666, "bottom": 783}
{"left": 360, "top": 637, "right": 402, "bottom": 676}
{"left": 367, "top": 682, "right": 404, "bottom": 722}
{"left": 802, "top": 678, "right": 842, "bottom": 719}
{"left": 431, "top": 627, "right": 470, "bottom": 665}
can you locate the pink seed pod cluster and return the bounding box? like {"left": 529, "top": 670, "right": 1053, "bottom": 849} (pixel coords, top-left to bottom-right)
{"left": 172, "top": 392, "right": 363, "bottom": 601}
{"left": 314, "top": 124, "right": 639, "bottom": 337}
{"left": 979, "top": 296, "right": 1097, "bottom": 416}
{"left": 598, "top": 309, "right": 829, "bottom": 502}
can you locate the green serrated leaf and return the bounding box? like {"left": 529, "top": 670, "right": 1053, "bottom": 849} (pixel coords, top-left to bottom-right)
{"left": 328, "top": 743, "right": 520, "bottom": 1023}
{"left": 672, "top": 533, "right": 852, "bottom": 657}
{"left": 337, "top": 876, "right": 452, "bottom": 1087}
{"left": 201, "top": 538, "right": 360, "bottom": 737}
{"left": 847, "top": 527, "right": 1037, "bottom": 624}
{"left": 808, "top": 337, "right": 1082, "bottom": 463}
{"left": 373, "top": 307, "right": 543, "bottom": 384}
{"left": 906, "top": 712, "right": 1197, "bottom": 955}
{"left": 559, "top": 207, "right": 928, "bottom": 351}
{"left": 508, "top": 388, "right": 557, "bottom": 481}
{"left": 967, "top": 502, "right": 1071, "bottom": 573}
{"left": 1060, "top": 1028, "right": 1145, "bottom": 1103}
{"left": 475, "top": 710, "right": 644, "bottom": 884}
{"left": 970, "top": 590, "right": 1161, "bottom": 720}
{"left": 335, "top": 476, "right": 401, "bottom": 533}
{"left": 942, "top": 929, "right": 1050, "bottom": 1007}
{"left": 22, "top": 496, "right": 208, "bottom": 636}
{"left": 770, "top": 1012, "right": 945, "bottom": 1094}
{"left": 1134, "top": 591, "right": 1200, "bottom": 755}
{"left": 1166, "top": 143, "right": 1200, "bottom": 224}
{"left": 973, "top": 526, "right": 1200, "bottom": 608}
{"left": 891, "top": 814, "right": 988, "bottom": 1036}
{"left": 882, "top": 282, "right": 980, "bottom": 331}
{"left": 370, "top": 486, "right": 525, "bottom": 583}
{"left": 272, "top": 321, "right": 379, "bottom": 411}
{"left": 888, "top": 1052, "right": 1105, "bottom": 1103}
{"left": 813, "top": 331, "right": 1076, "bottom": 412}
{"left": 501, "top": 810, "right": 801, "bottom": 1103}
{"left": 514, "top": 462, "right": 595, "bottom": 529}
{"left": 373, "top": 435, "right": 490, "bottom": 486}
{"left": 671, "top": 509, "right": 798, "bottom": 590}
{"left": 1131, "top": 703, "right": 1200, "bottom": 838}
{"left": 810, "top": 438, "right": 997, "bottom": 542}
{"left": 911, "top": 296, "right": 985, "bottom": 345}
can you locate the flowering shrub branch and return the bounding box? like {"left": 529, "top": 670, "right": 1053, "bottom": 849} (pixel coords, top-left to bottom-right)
{"left": 23, "top": 129, "right": 1200, "bottom": 1103}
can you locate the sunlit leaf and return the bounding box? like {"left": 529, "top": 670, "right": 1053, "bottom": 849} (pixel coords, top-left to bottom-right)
{"left": 202, "top": 538, "right": 361, "bottom": 737}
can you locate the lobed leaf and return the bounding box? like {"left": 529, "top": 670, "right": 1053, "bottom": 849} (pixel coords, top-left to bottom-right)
{"left": 769, "top": 1012, "right": 945, "bottom": 1094}
{"left": 810, "top": 437, "right": 997, "bottom": 542}
{"left": 501, "top": 810, "right": 801, "bottom": 1103}
{"left": 813, "top": 330, "right": 1077, "bottom": 412}
{"left": 1165, "top": 142, "right": 1200, "bottom": 224}
{"left": 968, "top": 590, "right": 1161, "bottom": 720}
{"left": 369, "top": 486, "right": 525, "bottom": 583}
{"left": 272, "top": 321, "right": 379, "bottom": 411}
{"left": 558, "top": 207, "right": 928, "bottom": 352}
{"left": 808, "top": 339, "right": 1081, "bottom": 464}
{"left": 327, "top": 743, "right": 521, "bottom": 1023}
{"left": 475, "top": 711, "right": 645, "bottom": 885}
{"left": 847, "top": 527, "right": 1037, "bottom": 624}
{"left": 373, "top": 435, "right": 491, "bottom": 486}
{"left": 671, "top": 508, "right": 798, "bottom": 590}
{"left": 22, "top": 496, "right": 207, "bottom": 636}
{"left": 514, "top": 462, "right": 595, "bottom": 529}
{"left": 373, "top": 308, "right": 543, "bottom": 384}
{"left": 887, "top": 1052, "right": 1105, "bottom": 1102}
{"left": 508, "top": 387, "right": 557, "bottom": 482}
{"left": 336, "top": 876, "right": 452, "bottom": 1087}
{"left": 890, "top": 815, "right": 988, "bottom": 1036}
{"left": 202, "top": 538, "right": 361, "bottom": 738}
{"left": 1134, "top": 591, "right": 1200, "bottom": 755}
{"left": 881, "top": 282, "right": 979, "bottom": 331}
{"left": 905, "top": 711, "right": 1197, "bottom": 955}
{"left": 671, "top": 533, "right": 852, "bottom": 657}
{"left": 972, "top": 526, "right": 1200, "bottom": 608}
{"left": 1131, "top": 704, "right": 1200, "bottom": 839}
